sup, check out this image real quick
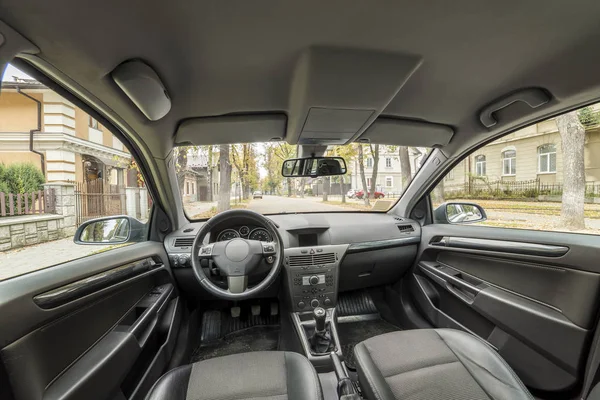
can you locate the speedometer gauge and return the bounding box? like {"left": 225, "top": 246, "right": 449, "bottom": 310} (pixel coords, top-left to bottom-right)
{"left": 249, "top": 228, "right": 271, "bottom": 242}
{"left": 217, "top": 229, "right": 240, "bottom": 241}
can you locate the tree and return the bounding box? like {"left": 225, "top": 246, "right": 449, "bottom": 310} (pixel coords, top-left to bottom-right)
{"left": 206, "top": 145, "right": 213, "bottom": 201}
{"left": 398, "top": 146, "right": 412, "bottom": 190}
{"left": 322, "top": 176, "right": 330, "bottom": 201}
{"left": 263, "top": 144, "right": 284, "bottom": 194}
{"left": 331, "top": 144, "right": 358, "bottom": 203}
{"left": 368, "top": 144, "right": 380, "bottom": 198}
{"left": 217, "top": 145, "right": 232, "bottom": 212}
{"left": 357, "top": 145, "right": 370, "bottom": 206}
{"left": 273, "top": 143, "right": 297, "bottom": 197}
{"left": 556, "top": 111, "right": 586, "bottom": 230}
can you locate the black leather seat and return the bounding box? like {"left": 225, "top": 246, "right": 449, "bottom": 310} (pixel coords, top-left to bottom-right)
{"left": 354, "top": 329, "right": 533, "bottom": 400}
{"left": 146, "top": 351, "right": 322, "bottom": 400}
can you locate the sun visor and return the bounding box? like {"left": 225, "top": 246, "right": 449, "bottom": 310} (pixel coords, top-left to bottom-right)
{"left": 288, "top": 47, "right": 422, "bottom": 145}
{"left": 358, "top": 117, "right": 454, "bottom": 147}
{"left": 175, "top": 114, "right": 287, "bottom": 145}
{"left": 0, "top": 20, "right": 39, "bottom": 92}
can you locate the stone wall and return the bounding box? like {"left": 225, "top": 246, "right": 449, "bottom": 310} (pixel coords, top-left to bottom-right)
{"left": 0, "top": 182, "right": 76, "bottom": 252}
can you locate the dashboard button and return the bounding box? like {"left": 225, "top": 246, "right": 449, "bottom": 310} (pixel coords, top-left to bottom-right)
{"left": 324, "top": 298, "right": 332, "bottom": 306}
{"left": 310, "top": 299, "right": 320, "bottom": 308}
{"left": 298, "top": 301, "right": 306, "bottom": 309}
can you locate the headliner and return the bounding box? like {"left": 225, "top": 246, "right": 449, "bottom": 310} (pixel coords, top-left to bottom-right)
{"left": 2, "top": 0, "right": 600, "bottom": 158}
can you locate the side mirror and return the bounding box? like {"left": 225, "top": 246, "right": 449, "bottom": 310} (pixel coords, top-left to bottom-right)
{"left": 282, "top": 157, "right": 347, "bottom": 178}
{"left": 74, "top": 215, "right": 147, "bottom": 245}
{"left": 434, "top": 202, "right": 487, "bottom": 224}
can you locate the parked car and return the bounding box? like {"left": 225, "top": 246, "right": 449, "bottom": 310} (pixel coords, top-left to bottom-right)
{"left": 355, "top": 190, "right": 385, "bottom": 199}
{"left": 252, "top": 191, "right": 263, "bottom": 199}
{"left": 346, "top": 189, "right": 357, "bottom": 198}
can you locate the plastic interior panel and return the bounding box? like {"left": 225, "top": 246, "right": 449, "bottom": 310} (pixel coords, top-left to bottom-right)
{"left": 358, "top": 117, "right": 454, "bottom": 147}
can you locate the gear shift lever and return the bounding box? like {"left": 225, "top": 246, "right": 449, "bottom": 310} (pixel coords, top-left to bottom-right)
{"left": 313, "top": 307, "right": 327, "bottom": 332}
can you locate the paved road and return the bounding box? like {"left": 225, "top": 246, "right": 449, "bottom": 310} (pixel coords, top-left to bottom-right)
{"left": 246, "top": 195, "right": 348, "bottom": 214}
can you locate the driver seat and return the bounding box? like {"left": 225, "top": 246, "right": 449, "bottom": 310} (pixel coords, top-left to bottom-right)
{"left": 146, "top": 351, "right": 322, "bottom": 400}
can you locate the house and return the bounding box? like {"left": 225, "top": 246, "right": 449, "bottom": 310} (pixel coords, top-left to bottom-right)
{"left": 444, "top": 108, "right": 600, "bottom": 188}
{"left": 0, "top": 78, "right": 139, "bottom": 187}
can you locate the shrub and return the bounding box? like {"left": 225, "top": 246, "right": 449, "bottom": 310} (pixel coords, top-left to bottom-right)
{"left": 0, "top": 162, "right": 45, "bottom": 194}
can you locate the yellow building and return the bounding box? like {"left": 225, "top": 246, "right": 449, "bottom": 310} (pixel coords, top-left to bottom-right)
{"left": 0, "top": 78, "right": 136, "bottom": 186}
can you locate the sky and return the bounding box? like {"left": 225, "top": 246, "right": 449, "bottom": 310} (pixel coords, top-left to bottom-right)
{"left": 2, "top": 64, "right": 34, "bottom": 82}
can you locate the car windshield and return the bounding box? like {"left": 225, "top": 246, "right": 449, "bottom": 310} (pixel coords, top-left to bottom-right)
{"left": 176, "top": 143, "right": 429, "bottom": 219}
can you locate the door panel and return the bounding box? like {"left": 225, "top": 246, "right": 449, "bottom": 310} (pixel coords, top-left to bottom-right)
{"left": 0, "top": 242, "right": 180, "bottom": 400}
{"left": 411, "top": 224, "right": 600, "bottom": 392}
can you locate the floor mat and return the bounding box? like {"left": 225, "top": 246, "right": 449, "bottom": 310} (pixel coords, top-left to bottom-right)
{"left": 337, "top": 290, "right": 379, "bottom": 317}
{"left": 338, "top": 318, "right": 400, "bottom": 369}
{"left": 191, "top": 326, "right": 280, "bottom": 362}
{"left": 191, "top": 306, "right": 281, "bottom": 363}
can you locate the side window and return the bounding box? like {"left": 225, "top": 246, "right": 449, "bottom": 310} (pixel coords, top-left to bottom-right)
{"left": 0, "top": 64, "right": 152, "bottom": 281}
{"left": 433, "top": 102, "right": 600, "bottom": 234}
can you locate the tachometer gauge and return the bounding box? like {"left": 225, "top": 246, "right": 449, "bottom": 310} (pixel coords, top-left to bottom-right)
{"left": 217, "top": 229, "right": 240, "bottom": 241}
{"left": 239, "top": 226, "right": 250, "bottom": 236}
{"left": 249, "top": 228, "right": 271, "bottom": 242}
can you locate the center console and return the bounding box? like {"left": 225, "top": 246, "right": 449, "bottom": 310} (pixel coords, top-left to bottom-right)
{"left": 284, "top": 244, "right": 348, "bottom": 312}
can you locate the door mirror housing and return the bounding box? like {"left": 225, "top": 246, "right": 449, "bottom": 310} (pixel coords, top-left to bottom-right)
{"left": 434, "top": 202, "right": 487, "bottom": 224}
{"left": 74, "top": 215, "right": 146, "bottom": 245}
{"left": 281, "top": 157, "right": 347, "bottom": 178}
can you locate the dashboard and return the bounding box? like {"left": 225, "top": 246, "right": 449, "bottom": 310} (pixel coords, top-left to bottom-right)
{"left": 165, "top": 212, "right": 421, "bottom": 303}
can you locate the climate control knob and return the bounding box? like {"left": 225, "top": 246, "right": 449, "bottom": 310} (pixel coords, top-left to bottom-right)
{"left": 310, "top": 299, "right": 320, "bottom": 308}
{"left": 309, "top": 275, "right": 319, "bottom": 285}
{"left": 178, "top": 255, "right": 189, "bottom": 266}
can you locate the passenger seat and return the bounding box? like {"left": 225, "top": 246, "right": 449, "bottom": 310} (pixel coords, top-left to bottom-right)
{"left": 354, "top": 329, "right": 533, "bottom": 400}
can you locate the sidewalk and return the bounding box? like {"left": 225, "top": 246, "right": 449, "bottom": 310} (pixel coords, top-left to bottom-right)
{"left": 0, "top": 237, "right": 111, "bottom": 281}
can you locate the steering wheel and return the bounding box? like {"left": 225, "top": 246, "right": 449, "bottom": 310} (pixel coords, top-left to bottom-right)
{"left": 190, "top": 209, "right": 284, "bottom": 300}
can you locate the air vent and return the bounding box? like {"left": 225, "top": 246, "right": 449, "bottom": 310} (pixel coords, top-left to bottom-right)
{"left": 397, "top": 224, "right": 414, "bottom": 234}
{"left": 173, "top": 237, "right": 194, "bottom": 248}
{"left": 289, "top": 253, "right": 336, "bottom": 267}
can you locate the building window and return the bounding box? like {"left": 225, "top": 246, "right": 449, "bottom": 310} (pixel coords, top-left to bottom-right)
{"left": 385, "top": 157, "right": 392, "bottom": 168}
{"left": 502, "top": 150, "right": 516, "bottom": 175}
{"left": 445, "top": 168, "right": 455, "bottom": 181}
{"left": 186, "top": 181, "right": 190, "bottom": 195}
{"left": 385, "top": 176, "right": 393, "bottom": 187}
{"left": 475, "top": 155, "right": 486, "bottom": 176}
{"left": 89, "top": 116, "right": 99, "bottom": 129}
{"left": 366, "top": 158, "right": 373, "bottom": 168}
{"left": 538, "top": 144, "right": 557, "bottom": 173}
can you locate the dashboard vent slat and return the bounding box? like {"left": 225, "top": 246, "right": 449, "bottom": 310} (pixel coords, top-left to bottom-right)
{"left": 289, "top": 253, "right": 335, "bottom": 267}
{"left": 174, "top": 237, "right": 194, "bottom": 248}
{"left": 397, "top": 224, "right": 415, "bottom": 234}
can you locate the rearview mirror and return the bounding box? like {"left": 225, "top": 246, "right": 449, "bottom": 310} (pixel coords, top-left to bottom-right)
{"left": 281, "top": 157, "right": 347, "bottom": 178}
{"left": 74, "top": 215, "right": 146, "bottom": 245}
{"left": 434, "top": 202, "right": 487, "bottom": 224}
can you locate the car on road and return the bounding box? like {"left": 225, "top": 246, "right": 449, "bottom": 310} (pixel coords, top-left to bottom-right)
{"left": 346, "top": 189, "right": 357, "bottom": 198}
{"left": 355, "top": 190, "right": 385, "bottom": 199}
{"left": 252, "top": 191, "right": 263, "bottom": 199}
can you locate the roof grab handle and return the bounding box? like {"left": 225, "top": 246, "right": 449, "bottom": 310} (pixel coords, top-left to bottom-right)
{"left": 479, "top": 88, "right": 551, "bottom": 128}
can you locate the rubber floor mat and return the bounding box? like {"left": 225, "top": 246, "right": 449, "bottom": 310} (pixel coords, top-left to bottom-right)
{"left": 191, "top": 326, "right": 280, "bottom": 362}
{"left": 338, "top": 318, "right": 400, "bottom": 370}
{"left": 337, "top": 290, "right": 378, "bottom": 317}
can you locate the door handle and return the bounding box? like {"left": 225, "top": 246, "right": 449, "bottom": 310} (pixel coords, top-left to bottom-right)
{"left": 418, "top": 262, "right": 486, "bottom": 305}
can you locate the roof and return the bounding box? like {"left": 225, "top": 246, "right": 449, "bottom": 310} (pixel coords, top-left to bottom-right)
{"left": 2, "top": 0, "right": 600, "bottom": 160}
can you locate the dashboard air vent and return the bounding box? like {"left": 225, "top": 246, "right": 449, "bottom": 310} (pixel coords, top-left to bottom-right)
{"left": 289, "top": 253, "right": 336, "bottom": 267}
{"left": 173, "top": 237, "right": 194, "bottom": 248}
{"left": 397, "top": 224, "right": 414, "bottom": 234}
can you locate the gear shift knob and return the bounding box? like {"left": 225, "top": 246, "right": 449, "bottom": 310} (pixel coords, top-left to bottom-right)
{"left": 313, "top": 307, "right": 327, "bottom": 332}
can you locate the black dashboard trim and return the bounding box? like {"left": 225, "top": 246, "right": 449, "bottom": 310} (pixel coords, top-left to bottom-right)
{"left": 347, "top": 236, "right": 420, "bottom": 254}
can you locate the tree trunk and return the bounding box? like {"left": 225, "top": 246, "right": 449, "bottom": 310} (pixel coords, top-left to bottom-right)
{"left": 176, "top": 148, "right": 188, "bottom": 196}
{"left": 206, "top": 145, "right": 213, "bottom": 202}
{"left": 287, "top": 178, "right": 292, "bottom": 197}
{"left": 341, "top": 175, "right": 346, "bottom": 203}
{"left": 357, "top": 145, "right": 370, "bottom": 206}
{"left": 217, "top": 145, "right": 232, "bottom": 212}
{"left": 369, "top": 144, "right": 380, "bottom": 198}
{"left": 399, "top": 146, "right": 412, "bottom": 190}
{"left": 322, "top": 176, "right": 330, "bottom": 202}
{"left": 299, "top": 178, "right": 305, "bottom": 198}
{"left": 556, "top": 111, "right": 586, "bottom": 230}
{"left": 432, "top": 179, "right": 445, "bottom": 206}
